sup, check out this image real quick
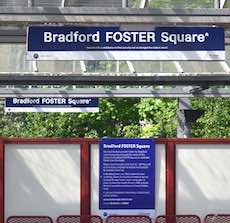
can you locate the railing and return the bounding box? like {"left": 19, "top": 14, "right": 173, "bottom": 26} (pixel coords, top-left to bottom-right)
{"left": 57, "top": 215, "right": 103, "bottom": 223}
{"left": 155, "top": 215, "right": 201, "bottom": 223}
{"left": 106, "top": 215, "right": 152, "bottom": 223}
{"left": 7, "top": 216, "right": 53, "bottom": 223}
{"left": 7, "top": 214, "right": 230, "bottom": 223}
{"left": 205, "top": 214, "right": 230, "bottom": 223}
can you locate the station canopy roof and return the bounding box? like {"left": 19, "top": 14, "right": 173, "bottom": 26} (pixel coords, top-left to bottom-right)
{"left": 0, "top": 0, "right": 229, "bottom": 97}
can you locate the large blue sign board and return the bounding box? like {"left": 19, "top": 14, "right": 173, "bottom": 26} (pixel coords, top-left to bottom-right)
{"left": 4, "top": 97, "right": 99, "bottom": 113}
{"left": 99, "top": 138, "right": 155, "bottom": 210}
{"left": 27, "top": 26, "right": 225, "bottom": 61}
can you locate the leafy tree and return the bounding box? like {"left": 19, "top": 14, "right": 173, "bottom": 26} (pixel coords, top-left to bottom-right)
{"left": 0, "top": 97, "right": 230, "bottom": 138}
{"left": 191, "top": 98, "right": 230, "bottom": 137}
{"left": 138, "top": 98, "right": 177, "bottom": 137}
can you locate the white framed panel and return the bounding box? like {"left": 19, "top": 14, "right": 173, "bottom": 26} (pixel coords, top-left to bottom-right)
{"left": 90, "top": 143, "right": 165, "bottom": 218}
{"left": 5, "top": 144, "right": 81, "bottom": 220}
{"left": 177, "top": 144, "right": 230, "bottom": 218}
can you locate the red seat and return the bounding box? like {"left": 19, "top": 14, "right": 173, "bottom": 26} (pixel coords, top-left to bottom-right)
{"left": 155, "top": 215, "right": 201, "bottom": 223}
{"left": 57, "top": 215, "right": 103, "bottom": 223}
{"left": 7, "top": 216, "right": 53, "bottom": 223}
{"left": 106, "top": 215, "right": 152, "bottom": 223}
{"left": 205, "top": 214, "right": 230, "bottom": 223}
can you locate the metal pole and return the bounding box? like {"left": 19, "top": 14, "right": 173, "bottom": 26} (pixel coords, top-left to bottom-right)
{"left": 139, "top": 0, "right": 147, "bottom": 8}
{"left": 28, "top": 0, "right": 34, "bottom": 7}
{"left": 214, "top": 0, "right": 220, "bottom": 8}
{"left": 122, "top": 0, "right": 128, "bottom": 8}
{"left": 177, "top": 98, "right": 191, "bottom": 138}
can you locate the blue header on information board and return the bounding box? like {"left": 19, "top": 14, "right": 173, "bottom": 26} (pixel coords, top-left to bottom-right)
{"left": 99, "top": 138, "right": 155, "bottom": 210}
{"left": 28, "top": 26, "right": 224, "bottom": 51}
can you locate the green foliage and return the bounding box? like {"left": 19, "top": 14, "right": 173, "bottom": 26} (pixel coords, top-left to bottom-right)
{"left": 138, "top": 98, "right": 177, "bottom": 137}
{"left": 0, "top": 97, "right": 229, "bottom": 138}
{"left": 191, "top": 98, "right": 230, "bottom": 137}
{"left": 0, "top": 98, "right": 140, "bottom": 138}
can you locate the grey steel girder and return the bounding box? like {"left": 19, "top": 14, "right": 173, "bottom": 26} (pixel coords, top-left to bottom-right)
{"left": 0, "top": 8, "right": 230, "bottom": 27}
{"left": 0, "top": 87, "right": 230, "bottom": 97}
{"left": 0, "top": 73, "right": 229, "bottom": 86}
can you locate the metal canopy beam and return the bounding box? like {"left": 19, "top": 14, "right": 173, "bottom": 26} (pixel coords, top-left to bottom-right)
{"left": 0, "top": 8, "right": 230, "bottom": 27}
{"left": 0, "top": 73, "right": 230, "bottom": 86}
{"left": 0, "top": 87, "right": 230, "bottom": 97}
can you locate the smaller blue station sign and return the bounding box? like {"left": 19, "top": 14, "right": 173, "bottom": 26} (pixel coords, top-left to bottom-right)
{"left": 4, "top": 97, "right": 99, "bottom": 113}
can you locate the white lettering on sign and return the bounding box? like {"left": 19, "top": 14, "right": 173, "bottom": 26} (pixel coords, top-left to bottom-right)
{"left": 161, "top": 32, "right": 209, "bottom": 45}
{"left": 12, "top": 98, "right": 40, "bottom": 104}
{"left": 41, "top": 98, "right": 66, "bottom": 104}
{"left": 43, "top": 31, "right": 156, "bottom": 43}
{"left": 44, "top": 31, "right": 100, "bottom": 43}
{"left": 105, "top": 31, "right": 156, "bottom": 43}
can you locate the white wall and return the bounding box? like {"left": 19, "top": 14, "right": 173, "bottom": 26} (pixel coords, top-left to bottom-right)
{"left": 177, "top": 144, "right": 230, "bottom": 219}
{"left": 5, "top": 144, "right": 81, "bottom": 220}
{"left": 90, "top": 144, "right": 165, "bottom": 218}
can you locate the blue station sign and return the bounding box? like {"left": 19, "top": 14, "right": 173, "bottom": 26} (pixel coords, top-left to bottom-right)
{"left": 4, "top": 97, "right": 99, "bottom": 113}
{"left": 27, "top": 26, "right": 225, "bottom": 61}
{"left": 99, "top": 138, "right": 155, "bottom": 212}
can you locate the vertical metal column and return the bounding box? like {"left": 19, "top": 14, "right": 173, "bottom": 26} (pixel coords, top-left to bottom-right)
{"left": 214, "top": 0, "right": 220, "bottom": 8}
{"left": 122, "top": 0, "right": 128, "bottom": 8}
{"left": 0, "top": 139, "right": 4, "bottom": 223}
{"left": 81, "top": 142, "right": 91, "bottom": 215}
{"left": 177, "top": 98, "right": 191, "bottom": 138}
{"left": 166, "top": 141, "right": 176, "bottom": 223}
{"left": 27, "top": 0, "right": 34, "bottom": 7}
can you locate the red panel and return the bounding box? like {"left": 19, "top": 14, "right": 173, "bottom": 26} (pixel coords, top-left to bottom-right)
{"left": 164, "top": 138, "right": 230, "bottom": 144}
{"left": 106, "top": 215, "right": 152, "bottom": 223}
{"left": 3, "top": 138, "right": 171, "bottom": 145}
{"left": 2, "top": 136, "right": 230, "bottom": 220}
{"left": 81, "top": 142, "right": 91, "bottom": 215}
{"left": 4, "top": 138, "right": 98, "bottom": 144}
{"left": 0, "top": 139, "right": 4, "bottom": 223}
{"left": 166, "top": 142, "right": 176, "bottom": 220}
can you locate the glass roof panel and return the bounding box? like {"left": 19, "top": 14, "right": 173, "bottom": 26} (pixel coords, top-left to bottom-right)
{"left": 225, "top": 1, "right": 230, "bottom": 8}
{"left": 37, "top": 61, "right": 82, "bottom": 73}
{"left": 34, "top": 0, "right": 62, "bottom": 7}
{"left": 0, "top": 0, "right": 215, "bottom": 8}
{"left": 130, "top": 0, "right": 213, "bottom": 8}
{"left": 65, "top": 0, "right": 122, "bottom": 7}
{"left": 0, "top": 44, "right": 32, "bottom": 72}
{"left": 0, "top": 0, "right": 122, "bottom": 7}
{"left": 0, "top": 44, "right": 229, "bottom": 73}
{"left": 132, "top": 62, "right": 178, "bottom": 73}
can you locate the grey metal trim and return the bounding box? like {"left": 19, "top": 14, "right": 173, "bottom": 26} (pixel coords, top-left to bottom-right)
{"left": 0, "top": 7, "right": 230, "bottom": 15}
{"left": 0, "top": 87, "right": 230, "bottom": 97}
{"left": 0, "top": 8, "right": 230, "bottom": 26}
{"left": 0, "top": 73, "right": 230, "bottom": 86}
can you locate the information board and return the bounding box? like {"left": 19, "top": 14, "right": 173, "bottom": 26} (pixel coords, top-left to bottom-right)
{"left": 27, "top": 26, "right": 225, "bottom": 61}
{"left": 99, "top": 138, "right": 155, "bottom": 215}
{"left": 4, "top": 97, "right": 99, "bottom": 112}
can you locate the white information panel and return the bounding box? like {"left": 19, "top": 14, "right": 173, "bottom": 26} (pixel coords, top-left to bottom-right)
{"left": 5, "top": 144, "right": 81, "bottom": 220}
{"left": 177, "top": 144, "right": 230, "bottom": 219}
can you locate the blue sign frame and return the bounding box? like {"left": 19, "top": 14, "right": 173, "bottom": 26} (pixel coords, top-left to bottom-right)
{"left": 99, "top": 138, "right": 155, "bottom": 210}
{"left": 27, "top": 26, "right": 225, "bottom": 61}
{"left": 4, "top": 97, "right": 99, "bottom": 113}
